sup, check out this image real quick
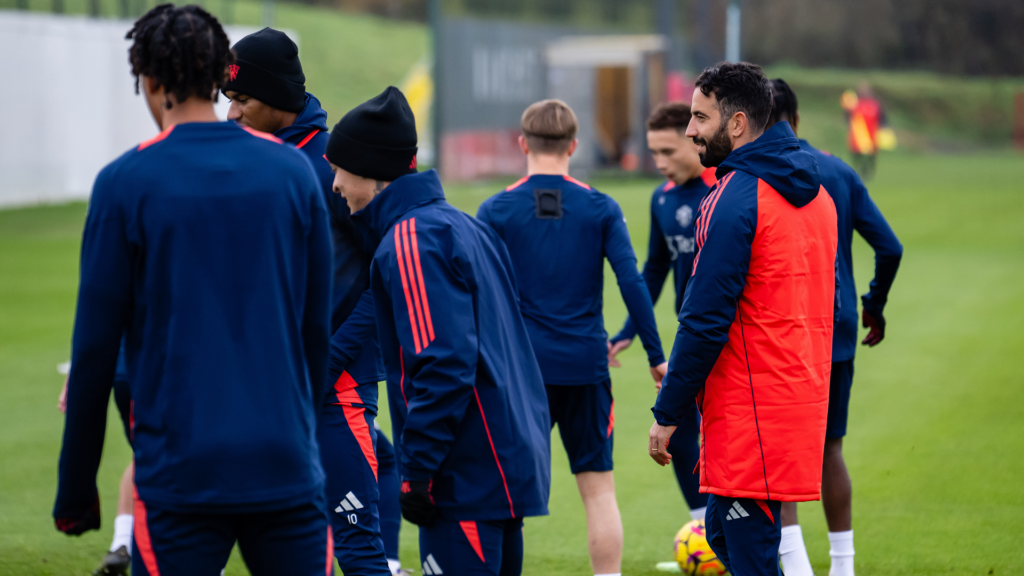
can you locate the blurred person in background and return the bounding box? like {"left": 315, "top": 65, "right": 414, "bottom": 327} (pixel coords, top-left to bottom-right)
{"left": 223, "top": 27, "right": 401, "bottom": 576}
{"left": 841, "top": 82, "right": 894, "bottom": 180}
{"left": 649, "top": 62, "right": 837, "bottom": 576}
{"left": 607, "top": 101, "right": 716, "bottom": 523}
{"left": 334, "top": 87, "right": 552, "bottom": 576}
{"left": 478, "top": 99, "right": 668, "bottom": 576}
{"left": 770, "top": 78, "right": 903, "bottom": 576}
{"left": 53, "top": 5, "right": 334, "bottom": 574}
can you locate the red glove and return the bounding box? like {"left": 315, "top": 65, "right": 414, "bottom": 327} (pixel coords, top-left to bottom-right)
{"left": 55, "top": 496, "right": 101, "bottom": 536}
{"left": 861, "top": 309, "right": 886, "bottom": 347}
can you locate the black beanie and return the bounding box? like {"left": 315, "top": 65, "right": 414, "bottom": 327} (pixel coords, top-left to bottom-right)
{"left": 222, "top": 28, "right": 306, "bottom": 113}
{"left": 326, "top": 86, "right": 418, "bottom": 183}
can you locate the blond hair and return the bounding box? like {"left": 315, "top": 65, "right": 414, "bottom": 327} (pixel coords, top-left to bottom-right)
{"left": 521, "top": 99, "right": 578, "bottom": 155}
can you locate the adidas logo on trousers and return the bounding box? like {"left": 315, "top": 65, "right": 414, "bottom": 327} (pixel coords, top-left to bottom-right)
{"left": 423, "top": 553, "right": 443, "bottom": 574}
{"left": 726, "top": 501, "right": 749, "bottom": 520}
{"left": 334, "top": 491, "right": 364, "bottom": 513}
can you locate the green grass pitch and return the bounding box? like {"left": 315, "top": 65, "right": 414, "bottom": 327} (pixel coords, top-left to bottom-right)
{"left": 1, "top": 151, "right": 1023, "bottom": 574}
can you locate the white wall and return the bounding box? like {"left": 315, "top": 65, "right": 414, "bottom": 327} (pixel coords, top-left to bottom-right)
{"left": 0, "top": 12, "right": 264, "bottom": 208}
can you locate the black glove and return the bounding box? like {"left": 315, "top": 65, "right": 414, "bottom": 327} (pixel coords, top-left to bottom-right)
{"left": 861, "top": 308, "right": 886, "bottom": 347}
{"left": 54, "top": 496, "right": 101, "bottom": 536}
{"left": 399, "top": 480, "right": 439, "bottom": 527}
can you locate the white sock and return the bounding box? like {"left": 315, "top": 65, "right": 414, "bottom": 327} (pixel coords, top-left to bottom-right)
{"left": 388, "top": 558, "right": 402, "bottom": 575}
{"left": 779, "top": 524, "right": 814, "bottom": 576}
{"left": 110, "top": 514, "right": 134, "bottom": 553}
{"left": 689, "top": 506, "right": 707, "bottom": 521}
{"left": 828, "top": 530, "right": 855, "bottom": 576}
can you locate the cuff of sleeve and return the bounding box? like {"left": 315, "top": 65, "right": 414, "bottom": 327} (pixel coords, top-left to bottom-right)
{"left": 860, "top": 294, "right": 885, "bottom": 317}
{"left": 651, "top": 406, "right": 681, "bottom": 427}
{"left": 611, "top": 325, "right": 636, "bottom": 345}
{"left": 403, "top": 467, "right": 435, "bottom": 483}
{"left": 648, "top": 353, "right": 666, "bottom": 367}
{"left": 328, "top": 342, "right": 353, "bottom": 378}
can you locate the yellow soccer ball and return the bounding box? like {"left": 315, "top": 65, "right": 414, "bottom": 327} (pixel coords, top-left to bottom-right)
{"left": 674, "top": 519, "right": 729, "bottom": 575}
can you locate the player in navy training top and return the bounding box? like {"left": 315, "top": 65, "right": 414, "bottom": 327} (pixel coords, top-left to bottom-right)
{"left": 53, "top": 7, "right": 333, "bottom": 575}
{"left": 607, "top": 102, "right": 717, "bottom": 522}
{"left": 477, "top": 100, "right": 666, "bottom": 576}
{"left": 332, "top": 87, "right": 551, "bottom": 576}
{"left": 767, "top": 80, "right": 902, "bottom": 576}
{"left": 223, "top": 28, "right": 396, "bottom": 576}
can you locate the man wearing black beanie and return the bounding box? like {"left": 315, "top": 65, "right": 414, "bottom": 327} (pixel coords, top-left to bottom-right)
{"left": 224, "top": 28, "right": 400, "bottom": 576}
{"left": 333, "top": 87, "right": 552, "bottom": 576}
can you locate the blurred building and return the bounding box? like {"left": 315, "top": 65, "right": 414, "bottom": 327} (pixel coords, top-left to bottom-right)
{"left": 0, "top": 12, "right": 264, "bottom": 207}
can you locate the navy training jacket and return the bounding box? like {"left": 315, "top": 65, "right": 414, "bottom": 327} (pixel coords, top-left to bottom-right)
{"left": 800, "top": 140, "right": 902, "bottom": 361}
{"left": 352, "top": 170, "right": 551, "bottom": 521}
{"left": 477, "top": 174, "right": 665, "bottom": 386}
{"left": 55, "top": 121, "right": 332, "bottom": 519}
{"left": 275, "top": 93, "right": 385, "bottom": 400}
{"left": 611, "top": 172, "right": 715, "bottom": 344}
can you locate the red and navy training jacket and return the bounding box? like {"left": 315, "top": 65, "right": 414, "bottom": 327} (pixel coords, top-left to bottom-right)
{"left": 352, "top": 169, "right": 551, "bottom": 521}
{"left": 654, "top": 122, "right": 838, "bottom": 501}
{"left": 56, "top": 121, "right": 332, "bottom": 519}
{"left": 611, "top": 168, "right": 716, "bottom": 343}
{"left": 274, "top": 93, "right": 385, "bottom": 407}
{"left": 477, "top": 174, "right": 666, "bottom": 384}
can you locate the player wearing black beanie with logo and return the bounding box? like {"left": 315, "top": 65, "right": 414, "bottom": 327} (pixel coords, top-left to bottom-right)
{"left": 224, "top": 28, "right": 405, "bottom": 576}
{"left": 330, "top": 87, "right": 552, "bottom": 576}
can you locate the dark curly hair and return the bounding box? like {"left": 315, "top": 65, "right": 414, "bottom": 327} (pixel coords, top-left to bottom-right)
{"left": 767, "top": 78, "right": 798, "bottom": 129}
{"left": 126, "top": 4, "right": 234, "bottom": 108}
{"left": 646, "top": 101, "right": 693, "bottom": 133}
{"left": 695, "top": 62, "right": 773, "bottom": 134}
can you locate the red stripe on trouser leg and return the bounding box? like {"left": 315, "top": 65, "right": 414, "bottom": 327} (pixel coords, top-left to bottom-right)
{"left": 342, "top": 405, "right": 378, "bottom": 480}
{"left": 334, "top": 371, "right": 359, "bottom": 394}
{"left": 607, "top": 399, "right": 615, "bottom": 438}
{"left": 754, "top": 499, "right": 775, "bottom": 523}
{"left": 132, "top": 486, "right": 161, "bottom": 576}
{"left": 326, "top": 524, "right": 334, "bottom": 576}
{"left": 459, "top": 520, "right": 486, "bottom": 563}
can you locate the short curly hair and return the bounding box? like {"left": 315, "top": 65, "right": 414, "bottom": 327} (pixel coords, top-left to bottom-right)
{"left": 126, "top": 4, "right": 234, "bottom": 108}
{"left": 695, "top": 62, "right": 773, "bottom": 134}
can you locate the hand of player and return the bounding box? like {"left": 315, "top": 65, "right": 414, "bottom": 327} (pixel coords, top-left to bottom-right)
{"left": 607, "top": 338, "right": 632, "bottom": 368}
{"left": 861, "top": 309, "right": 886, "bottom": 346}
{"left": 650, "top": 362, "right": 668, "bottom": 391}
{"left": 57, "top": 375, "right": 69, "bottom": 414}
{"left": 648, "top": 422, "right": 677, "bottom": 466}
{"left": 54, "top": 496, "right": 101, "bottom": 536}
{"left": 399, "top": 481, "right": 439, "bottom": 527}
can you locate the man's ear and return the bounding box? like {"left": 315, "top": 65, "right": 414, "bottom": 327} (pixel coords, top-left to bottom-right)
{"left": 567, "top": 138, "right": 578, "bottom": 157}
{"left": 730, "top": 111, "right": 748, "bottom": 139}
{"left": 792, "top": 111, "right": 800, "bottom": 134}
{"left": 518, "top": 135, "right": 530, "bottom": 156}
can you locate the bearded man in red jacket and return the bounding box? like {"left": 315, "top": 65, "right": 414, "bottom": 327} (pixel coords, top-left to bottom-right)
{"left": 648, "top": 62, "right": 838, "bottom": 576}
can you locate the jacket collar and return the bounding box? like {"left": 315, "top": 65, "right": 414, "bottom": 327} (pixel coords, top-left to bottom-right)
{"left": 716, "top": 121, "right": 821, "bottom": 208}
{"left": 351, "top": 169, "right": 445, "bottom": 244}
{"left": 274, "top": 93, "right": 329, "bottom": 144}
